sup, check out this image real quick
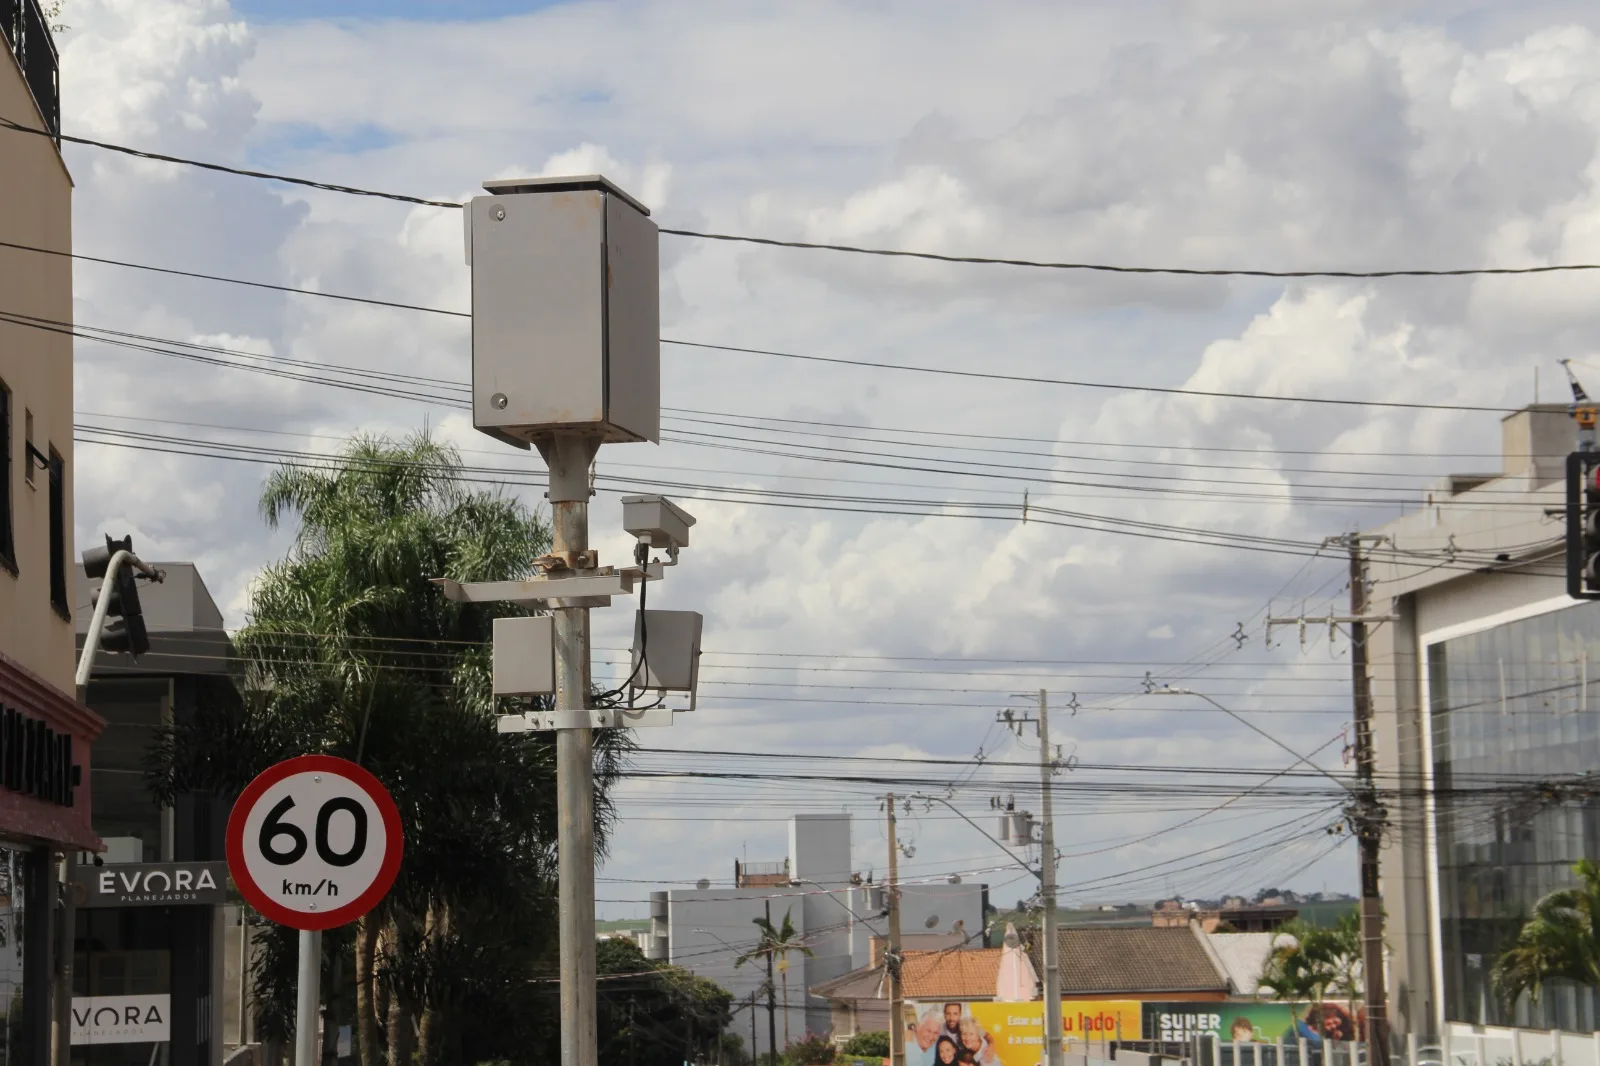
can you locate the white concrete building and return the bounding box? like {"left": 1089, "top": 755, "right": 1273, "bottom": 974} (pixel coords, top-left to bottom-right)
{"left": 1365, "top": 404, "right": 1600, "bottom": 1061}
{"left": 652, "top": 814, "right": 988, "bottom": 1056}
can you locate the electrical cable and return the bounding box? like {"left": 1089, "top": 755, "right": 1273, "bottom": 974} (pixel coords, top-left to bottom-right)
{"left": 12, "top": 115, "right": 1600, "bottom": 280}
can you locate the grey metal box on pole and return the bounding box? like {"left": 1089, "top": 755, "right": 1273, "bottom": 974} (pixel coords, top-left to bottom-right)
{"left": 622, "top": 494, "right": 695, "bottom": 548}
{"left": 630, "top": 610, "right": 702, "bottom": 694}
{"left": 492, "top": 615, "right": 555, "bottom": 696}
{"left": 465, "top": 175, "right": 660, "bottom": 448}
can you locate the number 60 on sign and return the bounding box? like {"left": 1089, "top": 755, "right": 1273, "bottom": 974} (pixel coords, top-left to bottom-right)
{"left": 226, "top": 755, "right": 403, "bottom": 931}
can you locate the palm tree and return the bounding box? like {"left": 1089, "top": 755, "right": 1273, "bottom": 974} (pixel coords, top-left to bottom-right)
{"left": 1492, "top": 859, "right": 1600, "bottom": 1008}
{"left": 149, "top": 431, "right": 630, "bottom": 1066}
{"left": 1258, "top": 916, "right": 1363, "bottom": 1033}
{"left": 735, "top": 907, "right": 814, "bottom": 1049}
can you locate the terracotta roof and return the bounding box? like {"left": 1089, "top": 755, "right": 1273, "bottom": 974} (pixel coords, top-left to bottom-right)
{"left": 810, "top": 949, "right": 1003, "bottom": 1003}
{"left": 1025, "top": 925, "right": 1228, "bottom": 994}
{"left": 902, "top": 949, "right": 1003, "bottom": 998}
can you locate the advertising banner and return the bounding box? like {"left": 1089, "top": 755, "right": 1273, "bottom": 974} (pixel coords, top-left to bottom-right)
{"left": 1141, "top": 1002, "right": 1361, "bottom": 1045}
{"left": 905, "top": 1000, "right": 1143, "bottom": 1066}
{"left": 71, "top": 995, "right": 170, "bottom": 1045}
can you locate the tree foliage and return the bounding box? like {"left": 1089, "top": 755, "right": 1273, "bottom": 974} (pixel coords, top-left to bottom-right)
{"left": 1258, "top": 913, "right": 1363, "bottom": 1010}
{"left": 147, "top": 432, "right": 636, "bottom": 1066}
{"left": 1492, "top": 859, "right": 1600, "bottom": 1007}
{"left": 597, "top": 938, "right": 733, "bottom": 1066}
{"left": 841, "top": 1031, "right": 891, "bottom": 1058}
{"left": 736, "top": 907, "right": 814, "bottom": 1049}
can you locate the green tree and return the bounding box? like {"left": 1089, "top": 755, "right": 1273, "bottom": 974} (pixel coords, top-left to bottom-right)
{"left": 1258, "top": 915, "right": 1363, "bottom": 1023}
{"left": 841, "top": 1031, "right": 890, "bottom": 1058}
{"left": 735, "top": 908, "right": 813, "bottom": 1049}
{"left": 1492, "top": 859, "right": 1600, "bottom": 1008}
{"left": 149, "top": 431, "right": 629, "bottom": 1066}
{"left": 597, "top": 937, "right": 732, "bottom": 1066}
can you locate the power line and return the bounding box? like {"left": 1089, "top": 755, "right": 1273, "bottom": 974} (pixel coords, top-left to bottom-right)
{"left": 11, "top": 114, "right": 1600, "bottom": 280}
{"left": 0, "top": 232, "right": 1522, "bottom": 412}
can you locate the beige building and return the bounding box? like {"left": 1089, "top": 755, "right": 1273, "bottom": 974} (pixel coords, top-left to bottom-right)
{"left": 1366, "top": 404, "right": 1600, "bottom": 1062}
{"left": 2, "top": 10, "right": 107, "bottom": 1066}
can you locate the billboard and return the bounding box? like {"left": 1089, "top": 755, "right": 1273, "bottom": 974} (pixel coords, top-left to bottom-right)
{"left": 1141, "top": 1002, "right": 1361, "bottom": 1045}
{"left": 905, "top": 1001, "right": 1142, "bottom": 1066}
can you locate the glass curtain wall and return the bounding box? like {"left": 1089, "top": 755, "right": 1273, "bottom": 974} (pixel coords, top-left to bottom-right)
{"left": 1427, "top": 601, "right": 1600, "bottom": 1031}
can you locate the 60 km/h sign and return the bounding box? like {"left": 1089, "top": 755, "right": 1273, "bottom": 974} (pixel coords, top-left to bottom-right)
{"left": 226, "top": 755, "right": 403, "bottom": 931}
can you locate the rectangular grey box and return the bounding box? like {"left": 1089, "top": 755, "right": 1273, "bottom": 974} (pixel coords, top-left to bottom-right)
{"left": 493, "top": 615, "right": 554, "bottom": 695}
{"left": 631, "top": 610, "right": 702, "bottom": 691}
{"left": 468, "top": 176, "right": 659, "bottom": 446}
{"left": 621, "top": 495, "right": 695, "bottom": 548}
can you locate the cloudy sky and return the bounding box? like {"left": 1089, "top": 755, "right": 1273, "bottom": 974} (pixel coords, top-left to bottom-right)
{"left": 37, "top": 0, "right": 1600, "bottom": 923}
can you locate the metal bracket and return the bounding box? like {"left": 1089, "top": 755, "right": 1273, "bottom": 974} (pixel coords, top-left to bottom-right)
{"left": 497, "top": 708, "right": 676, "bottom": 732}
{"left": 433, "top": 562, "right": 663, "bottom": 607}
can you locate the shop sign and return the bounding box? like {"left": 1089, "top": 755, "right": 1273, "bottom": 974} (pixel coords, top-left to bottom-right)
{"left": 70, "top": 995, "right": 170, "bottom": 1045}
{"left": 71, "top": 860, "right": 229, "bottom": 908}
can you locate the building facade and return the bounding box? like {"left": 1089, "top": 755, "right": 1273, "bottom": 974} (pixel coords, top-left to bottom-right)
{"left": 1367, "top": 405, "right": 1599, "bottom": 1049}
{"left": 654, "top": 814, "right": 989, "bottom": 1056}
{"left": 2, "top": 8, "right": 108, "bottom": 1066}
{"left": 72, "top": 564, "right": 235, "bottom": 1066}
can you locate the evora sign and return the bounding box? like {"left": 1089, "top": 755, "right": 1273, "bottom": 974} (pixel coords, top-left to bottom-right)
{"left": 71, "top": 995, "right": 170, "bottom": 1045}
{"left": 227, "top": 755, "right": 403, "bottom": 931}
{"left": 71, "top": 861, "right": 229, "bottom": 908}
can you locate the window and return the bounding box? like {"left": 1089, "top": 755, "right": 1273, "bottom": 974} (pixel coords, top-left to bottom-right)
{"left": 47, "top": 448, "right": 66, "bottom": 620}
{"left": 1429, "top": 602, "right": 1600, "bottom": 1032}
{"left": 22, "top": 411, "right": 32, "bottom": 487}
{"left": 0, "top": 382, "right": 12, "bottom": 574}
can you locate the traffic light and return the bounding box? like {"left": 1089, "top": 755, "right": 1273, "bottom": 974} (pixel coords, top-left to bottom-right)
{"left": 82, "top": 534, "right": 150, "bottom": 656}
{"left": 1567, "top": 453, "right": 1600, "bottom": 600}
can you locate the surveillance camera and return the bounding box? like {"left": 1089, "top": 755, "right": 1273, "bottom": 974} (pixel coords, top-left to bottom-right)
{"left": 621, "top": 495, "right": 696, "bottom": 549}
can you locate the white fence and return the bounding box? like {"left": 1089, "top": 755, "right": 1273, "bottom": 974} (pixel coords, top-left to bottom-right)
{"left": 1432, "top": 1026, "right": 1600, "bottom": 1066}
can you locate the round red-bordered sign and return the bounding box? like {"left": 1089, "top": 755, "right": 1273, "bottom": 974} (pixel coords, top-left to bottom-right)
{"left": 226, "top": 755, "right": 403, "bottom": 931}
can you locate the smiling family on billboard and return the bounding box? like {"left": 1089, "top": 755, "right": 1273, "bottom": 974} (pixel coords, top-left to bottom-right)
{"left": 906, "top": 1000, "right": 1362, "bottom": 1066}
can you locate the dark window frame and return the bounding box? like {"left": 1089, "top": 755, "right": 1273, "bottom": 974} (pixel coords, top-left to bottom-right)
{"left": 47, "top": 446, "right": 67, "bottom": 620}
{"left": 0, "top": 381, "right": 14, "bottom": 575}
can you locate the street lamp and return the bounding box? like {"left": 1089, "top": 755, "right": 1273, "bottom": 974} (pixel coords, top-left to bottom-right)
{"left": 1154, "top": 686, "right": 1355, "bottom": 796}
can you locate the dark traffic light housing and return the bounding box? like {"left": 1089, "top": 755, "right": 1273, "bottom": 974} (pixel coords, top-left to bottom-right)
{"left": 82, "top": 534, "right": 150, "bottom": 656}
{"left": 1566, "top": 452, "right": 1600, "bottom": 600}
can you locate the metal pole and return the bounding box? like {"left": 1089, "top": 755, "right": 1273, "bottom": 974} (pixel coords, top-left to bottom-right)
{"left": 545, "top": 434, "right": 602, "bottom": 1066}
{"left": 765, "top": 900, "right": 777, "bottom": 1063}
{"left": 295, "top": 929, "right": 321, "bottom": 1066}
{"left": 1037, "top": 690, "right": 1063, "bottom": 1066}
{"left": 887, "top": 795, "right": 904, "bottom": 1066}
{"left": 56, "top": 548, "right": 146, "bottom": 1066}
{"left": 51, "top": 851, "right": 76, "bottom": 1066}
{"left": 1347, "top": 538, "right": 1390, "bottom": 1066}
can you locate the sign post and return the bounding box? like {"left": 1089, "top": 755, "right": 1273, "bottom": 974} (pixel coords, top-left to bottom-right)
{"left": 226, "top": 755, "right": 403, "bottom": 1066}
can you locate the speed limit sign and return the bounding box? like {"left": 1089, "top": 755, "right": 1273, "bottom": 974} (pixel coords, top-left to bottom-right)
{"left": 226, "top": 755, "right": 403, "bottom": 930}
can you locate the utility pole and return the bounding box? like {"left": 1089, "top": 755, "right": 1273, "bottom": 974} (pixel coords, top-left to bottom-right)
{"left": 1346, "top": 536, "right": 1390, "bottom": 1066}
{"left": 886, "top": 794, "right": 904, "bottom": 1066}
{"left": 764, "top": 898, "right": 778, "bottom": 1064}
{"left": 1034, "top": 691, "right": 1063, "bottom": 1066}
{"left": 1265, "top": 537, "right": 1394, "bottom": 1063}
{"left": 547, "top": 434, "right": 602, "bottom": 1066}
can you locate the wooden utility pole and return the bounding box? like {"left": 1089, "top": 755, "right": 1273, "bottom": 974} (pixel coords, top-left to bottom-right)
{"left": 1347, "top": 535, "right": 1390, "bottom": 1066}
{"left": 886, "top": 794, "right": 905, "bottom": 1066}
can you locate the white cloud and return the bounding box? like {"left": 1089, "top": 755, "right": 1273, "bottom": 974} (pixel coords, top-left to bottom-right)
{"left": 49, "top": 0, "right": 1600, "bottom": 916}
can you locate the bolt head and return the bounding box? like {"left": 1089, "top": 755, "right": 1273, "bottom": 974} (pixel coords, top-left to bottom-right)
{"left": 309, "top": 902, "right": 317, "bottom": 910}
{"left": 313, "top": 775, "right": 322, "bottom": 783}
{"left": 494, "top": 206, "right": 506, "bottom": 221}
{"left": 491, "top": 393, "right": 509, "bottom": 410}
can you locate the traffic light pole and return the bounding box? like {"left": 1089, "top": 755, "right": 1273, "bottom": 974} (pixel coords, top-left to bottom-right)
{"left": 58, "top": 546, "right": 163, "bottom": 1066}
